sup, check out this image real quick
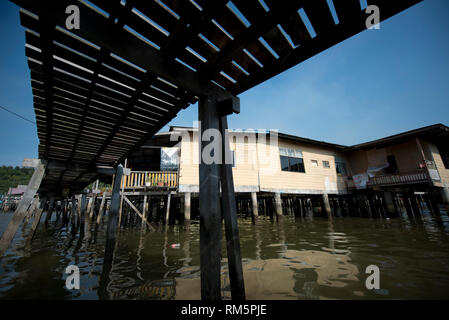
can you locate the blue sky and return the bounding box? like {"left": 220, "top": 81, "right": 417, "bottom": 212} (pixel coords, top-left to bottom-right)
{"left": 1, "top": 0, "right": 448, "bottom": 166}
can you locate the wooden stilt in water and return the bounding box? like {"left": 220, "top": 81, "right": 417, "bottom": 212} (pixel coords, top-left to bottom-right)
{"left": 70, "top": 195, "right": 77, "bottom": 231}
{"left": 62, "top": 199, "right": 68, "bottom": 223}
{"left": 27, "top": 197, "right": 47, "bottom": 243}
{"left": 165, "top": 193, "right": 171, "bottom": 225}
{"left": 403, "top": 193, "right": 413, "bottom": 217}
{"left": 322, "top": 193, "right": 332, "bottom": 219}
{"left": 118, "top": 159, "right": 127, "bottom": 227}
{"left": 45, "top": 196, "right": 55, "bottom": 224}
{"left": 409, "top": 192, "right": 421, "bottom": 216}
{"left": 383, "top": 191, "right": 396, "bottom": 218}
{"left": 97, "top": 192, "right": 107, "bottom": 225}
{"left": 79, "top": 194, "right": 87, "bottom": 236}
{"left": 142, "top": 194, "right": 148, "bottom": 227}
{"left": 251, "top": 192, "right": 258, "bottom": 221}
{"left": 24, "top": 197, "right": 39, "bottom": 224}
{"left": 424, "top": 193, "right": 433, "bottom": 214}
{"left": 219, "top": 114, "right": 245, "bottom": 300}
{"left": 99, "top": 165, "right": 123, "bottom": 299}
{"left": 274, "top": 192, "right": 283, "bottom": 220}
{"left": 123, "top": 195, "right": 155, "bottom": 231}
{"left": 0, "top": 161, "right": 46, "bottom": 258}
{"left": 428, "top": 190, "right": 440, "bottom": 215}
{"left": 184, "top": 192, "right": 191, "bottom": 222}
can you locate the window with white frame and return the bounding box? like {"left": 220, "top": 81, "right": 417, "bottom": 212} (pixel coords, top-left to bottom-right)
{"left": 279, "top": 147, "right": 305, "bottom": 173}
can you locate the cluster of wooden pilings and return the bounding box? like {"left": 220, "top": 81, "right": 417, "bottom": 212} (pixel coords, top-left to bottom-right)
{"left": 229, "top": 189, "right": 444, "bottom": 221}
{"left": 1, "top": 186, "right": 445, "bottom": 260}
{"left": 112, "top": 188, "right": 445, "bottom": 228}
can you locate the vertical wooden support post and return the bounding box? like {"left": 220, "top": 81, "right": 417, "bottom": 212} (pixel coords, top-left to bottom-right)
{"left": 423, "top": 193, "right": 433, "bottom": 214}
{"left": 27, "top": 197, "right": 47, "bottom": 242}
{"left": 274, "top": 192, "right": 283, "bottom": 219}
{"left": 62, "top": 199, "right": 68, "bottom": 222}
{"left": 428, "top": 189, "right": 440, "bottom": 215}
{"left": 409, "top": 192, "right": 421, "bottom": 216}
{"left": 383, "top": 191, "right": 396, "bottom": 217}
{"left": 441, "top": 186, "right": 449, "bottom": 204}
{"left": 97, "top": 192, "right": 107, "bottom": 225}
{"left": 219, "top": 114, "right": 245, "bottom": 301}
{"left": 118, "top": 159, "right": 127, "bottom": 227}
{"left": 322, "top": 193, "right": 332, "bottom": 219}
{"left": 0, "top": 160, "right": 45, "bottom": 257}
{"left": 79, "top": 194, "right": 87, "bottom": 234}
{"left": 25, "top": 197, "right": 39, "bottom": 224}
{"left": 297, "top": 197, "right": 303, "bottom": 218}
{"left": 100, "top": 165, "right": 123, "bottom": 299}
{"left": 338, "top": 197, "right": 346, "bottom": 217}
{"left": 70, "top": 195, "right": 77, "bottom": 229}
{"left": 403, "top": 193, "right": 413, "bottom": 217}
{"left": 165, "top": 193, "right": 171, "bottom": 225}
{"left": 142, "top": 194, "right": 148, "bottom": 227}
{"left": 251, "top": 192, "right": 258, "bottom": 220}
{"left": 45, "top": 197, "right": 55, "bottom": 223}
{"left": 86, "top": 197, "right": 93, "bottom": 217}
{"left": 76, "top": 194, "right": 82, "bottom": 227}
{"left": 184, "top": 192, "right": 191, "bottom": 221}
{"left": 198, "top": 96, "right": 223, "bottom": 300}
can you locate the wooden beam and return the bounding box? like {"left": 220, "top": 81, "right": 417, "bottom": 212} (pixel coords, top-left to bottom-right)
{"left": 27, "top": 197, "right": 47, "bottom": 243}
{"left": 142, "top": 194, "right": 148, "bottom": 228}
{"left": 184, "top": 192, "right": 191, "bottom": 221}
{"left": 99, "top": 164, "right": 123, "bottom": 299}
{"left": 0, "top": 160, "right": 46, "bottom": 258}
{"left": 219, "top": 115, "right": 246, "bottom": 300}
{"left": 44, "top": 196, "right": 55, "bottom": 224}
{"left": 165, "top": 193, "right": 171, "bottom": 226}
{"left": 97, "top": 192, "right": 107, "bottom": 225}
{"left": 123, "top": 195, "right": 155, "bottom": 232}
{"left": 198, "top": 96, "right": 223, "bottom": 300}
{"left": 79, "top": 194, "right": 87, "bottom": 234}
{"left": 70, "top": 195, "right": 77, "bottom": 231}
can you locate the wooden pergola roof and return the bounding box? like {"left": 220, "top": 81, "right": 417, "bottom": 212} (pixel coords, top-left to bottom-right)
{"left": 11, "top": 0, "right": 421, "bottom": 194}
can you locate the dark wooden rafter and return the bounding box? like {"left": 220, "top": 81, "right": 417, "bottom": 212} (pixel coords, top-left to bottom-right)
{"left": 38, "top": 21, "right": 56, "bottom": 159}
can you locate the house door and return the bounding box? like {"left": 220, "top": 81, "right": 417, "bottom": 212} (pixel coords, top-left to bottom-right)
{"left": 384, "top": 155, "right": 399, "bottom": 174}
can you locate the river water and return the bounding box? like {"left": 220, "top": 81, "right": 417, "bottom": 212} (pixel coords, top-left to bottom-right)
{"left": 1, "top": 208, "right": 449, "bottom": 300}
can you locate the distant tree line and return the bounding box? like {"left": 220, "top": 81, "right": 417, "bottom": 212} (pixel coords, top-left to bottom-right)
{"left": 0, "top": 166, "right": 34, "bottom": 194}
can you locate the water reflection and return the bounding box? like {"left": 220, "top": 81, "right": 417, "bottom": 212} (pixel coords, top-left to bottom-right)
{"left": 1, "top": 207, "right": 449, "bottom": 300}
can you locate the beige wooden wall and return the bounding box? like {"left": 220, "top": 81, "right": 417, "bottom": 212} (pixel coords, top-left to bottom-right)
{"left": 177, "top": 130, "right": 350, "bottom": 194}
{"left": 346, "top": 139, "right": 422, "bottom": 175}
{"left": 421, "top": 140, "right": 449, "bottom": 187}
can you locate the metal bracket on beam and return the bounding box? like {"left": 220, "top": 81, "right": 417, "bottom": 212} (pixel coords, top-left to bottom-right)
{"left": 218, "top": 96, "right": 240, "bottom": 116}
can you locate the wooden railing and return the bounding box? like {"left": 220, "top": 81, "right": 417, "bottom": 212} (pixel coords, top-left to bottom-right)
{"left": 367, "top": 171, "right": 429, "bottom": 187}
{"left": 122, "top": 171, "right": 178, "bottom": 189}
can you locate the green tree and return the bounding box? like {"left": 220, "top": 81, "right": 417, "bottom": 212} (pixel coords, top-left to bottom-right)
{"left": 0, "top": 166, "right": 34, "bottom": 194}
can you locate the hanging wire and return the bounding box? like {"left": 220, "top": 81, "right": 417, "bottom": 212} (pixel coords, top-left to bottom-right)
{"left": 0, "top": 105, "right": 35, "bottom": 124}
